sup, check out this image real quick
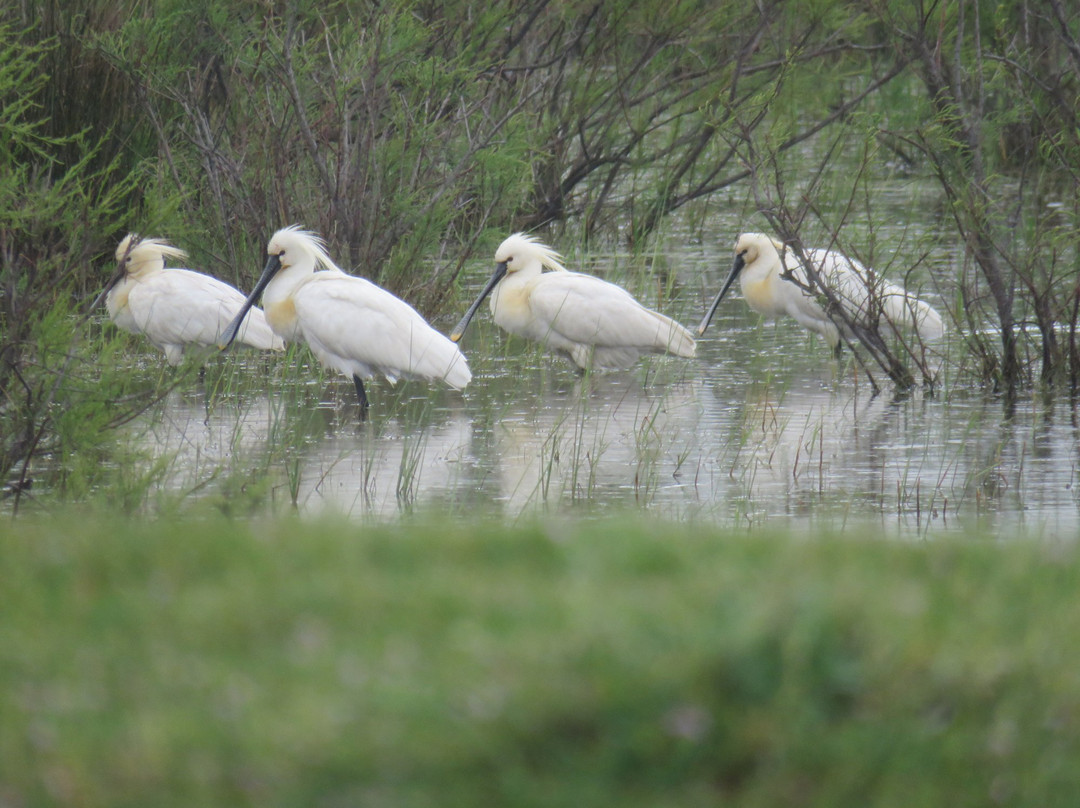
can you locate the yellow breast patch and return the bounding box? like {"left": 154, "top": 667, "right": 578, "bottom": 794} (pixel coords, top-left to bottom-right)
{"left": 112, "top": 287, "right": 131, "bottom": 312}
{"left": 741, "top": 277, "right": 777, "bottom": 315}
{"left": 265, "top": 298, "right": 297, "bottom": 333}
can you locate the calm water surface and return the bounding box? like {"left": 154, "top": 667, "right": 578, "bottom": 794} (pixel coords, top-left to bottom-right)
{"left": 122, "top": 231, "right": 1080, "bottom": 539}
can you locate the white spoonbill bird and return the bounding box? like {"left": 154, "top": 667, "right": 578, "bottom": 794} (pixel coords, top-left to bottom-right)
{"left": 103, "top": 233, "right": 284, "bottom": 365}
{"left": 450, "top": 233, "right": 696, "bottom": 370}
{"left": 698, "top": 232, "right": 945, "bottom": 350}
{"left": 219, "top": 226, "right": 471, "bottom": 415}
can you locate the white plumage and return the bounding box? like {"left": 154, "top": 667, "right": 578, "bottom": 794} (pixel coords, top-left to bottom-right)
{"left": 104, "top": 233, "right": 283, "bottom": 365}
{"left": 451, "top": 233, "right": 696, "bottom": 369}
{"left": 698, "top": 232, "right": 945, "bottom": 348}
{"left": 220, "top": 227, "right": 470, "bottom": 414}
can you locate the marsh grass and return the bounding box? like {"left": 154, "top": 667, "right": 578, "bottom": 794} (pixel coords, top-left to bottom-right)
{"left": 9, "top": 1, "right": 1080, "bottom": 528}
{"left": 6, "top": 228, "right": 1073, "bottom": 533}
{"left": 4, "top": 515, "right": 1080, "bottom": 807}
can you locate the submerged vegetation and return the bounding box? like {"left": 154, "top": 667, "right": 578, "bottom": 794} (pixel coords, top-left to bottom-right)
{"left": 2, "top": 1, "right": 1080, "bottom": 504}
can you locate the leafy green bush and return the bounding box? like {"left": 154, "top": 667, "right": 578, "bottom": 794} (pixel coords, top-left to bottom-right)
{"left": 0, "top": 30, "right": 171, "bottom": 498}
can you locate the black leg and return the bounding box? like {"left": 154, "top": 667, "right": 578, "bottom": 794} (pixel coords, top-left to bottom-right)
{"left": 353, "top": 374, "right": 370, "bottom": 420}
{"left": 200, "top": 366, "right": 210, "bottom": 426}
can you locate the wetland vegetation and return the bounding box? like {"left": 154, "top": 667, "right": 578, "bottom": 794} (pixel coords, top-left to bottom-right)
{"left": 3, "top": 3, "right": 1080, "bottom": 802}
{"left": 4, "top": 1, "right": 1080, "bottom": 517}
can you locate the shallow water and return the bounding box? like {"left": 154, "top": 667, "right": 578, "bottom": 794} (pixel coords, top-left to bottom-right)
{"left": 114, "top": 233, "right": 1080, "bottom": 539}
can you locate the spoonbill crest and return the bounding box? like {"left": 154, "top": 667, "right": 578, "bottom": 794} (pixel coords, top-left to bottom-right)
{"left": 104, "top": 234, "right": 283, "bottom": 365}
{"left": 451, "top": 233, "right": 696, "bottom": 370}
{"left": 698, "top": 232, "right": 945, "bottom": 350}
{"left": 220, "top": 226, "right": 471, "bottom": 416}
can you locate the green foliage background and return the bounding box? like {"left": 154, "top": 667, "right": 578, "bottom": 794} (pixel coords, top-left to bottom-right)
{"left": 3, "top": 0, "right": 1080, "bottom": 481}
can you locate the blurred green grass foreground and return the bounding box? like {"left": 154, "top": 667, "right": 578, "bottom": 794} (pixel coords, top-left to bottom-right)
{"left": 3, "top": 515, "right": 1079, "bottom": 807}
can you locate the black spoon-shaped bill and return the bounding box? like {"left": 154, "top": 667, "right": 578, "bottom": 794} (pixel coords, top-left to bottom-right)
{"left": 90, "top": 264, "right": 128, "bottom": 314}
{"left": 449, "top": 261, "right": 508, "bottom": 343}
{"left": 697, "top": 252, "right": 746, "bottom": 336}
{"left": 90, "top": 235, "right": 143, "bottom": 315}
{"left": 219, "top": 253, "right": 282, "bottom": 350}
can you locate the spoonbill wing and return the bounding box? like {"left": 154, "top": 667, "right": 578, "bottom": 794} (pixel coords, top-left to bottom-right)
{"left": 126, "top": 270, "right": 253, "bottom": 346}
{"left": 293, "top": 275, "right": 471, "bottom": 389}
{"left": 796, "top": 250, "right": 937, "bottom": 335}
{"left": 529, "top": 273, "right": 694, "bottom": 354}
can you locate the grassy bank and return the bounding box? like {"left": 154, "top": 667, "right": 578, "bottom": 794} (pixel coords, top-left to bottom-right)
{"left": 2, "top": 515, "right": 1079, "bottom": 806}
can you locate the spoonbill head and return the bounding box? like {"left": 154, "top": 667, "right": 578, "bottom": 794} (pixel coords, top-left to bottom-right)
{"left": 698, "top": 232, "right": 945, "bottom": 349}
{"left": 221, "top": 226, "right": 471, "bottom": 417}
{"left": 451, "top": 233, "right": 696, "bottom": 370}
{"left": 104, "top": 233, "right": 283, "bottom": 366}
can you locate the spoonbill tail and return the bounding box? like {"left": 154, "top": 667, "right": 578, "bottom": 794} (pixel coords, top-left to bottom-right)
{"left": 104, "top": 233, "right": 283, "bottom": 365}
{"left": 698, "top": 232, "right": 945, "bottom": 350}
{"left": 220, "top": 226, "right": 471, "bottom": 416}
{"left": 451, "top": 233, "right": 696, "bottom": 370}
